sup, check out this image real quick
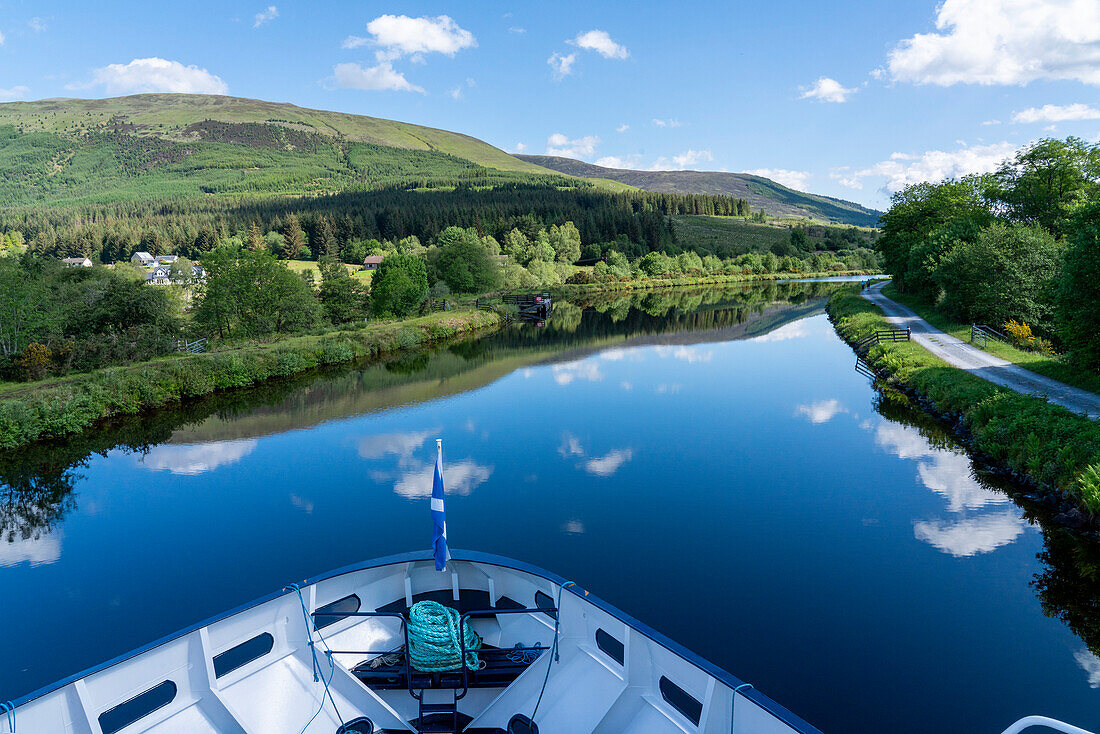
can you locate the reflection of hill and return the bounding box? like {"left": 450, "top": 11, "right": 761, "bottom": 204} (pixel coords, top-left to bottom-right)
{"left": 168, "top": 283, "right": 836, "bottom": 444}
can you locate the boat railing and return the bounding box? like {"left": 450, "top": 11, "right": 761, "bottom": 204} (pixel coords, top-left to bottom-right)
{"left": 458, "top": 606, "right": 557, "bottom": 700}
{"left": 310, "top": 610, "right": 421, "bottom": 700}
{"left": 1000, "top": 716, "right": 1096, "bottom": 734}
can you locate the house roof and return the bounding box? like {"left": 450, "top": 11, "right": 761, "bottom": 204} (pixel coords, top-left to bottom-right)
{"left": 363, "top": 255, "right": 385, "bottom": 264}
{"left": 132, "top": 251, "right": 154, "bottom": 260}
{"left": 62, "top": 257, "right": 90, "bottom": 264}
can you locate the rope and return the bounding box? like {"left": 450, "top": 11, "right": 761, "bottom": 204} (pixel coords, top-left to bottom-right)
{"left": 284, "top": 584, "right": 347, "bottom": 734}
{"left": 530, "top": 581, "right": 575, "bottom": 723}
{"left": 406, "top": 601, "right": 483, "bottom": 672}
{"left": 505, "top": 643, "right": 543, "bottom": 665}
{"left": 1, "top": 700, "right": 13, "bottom": 733}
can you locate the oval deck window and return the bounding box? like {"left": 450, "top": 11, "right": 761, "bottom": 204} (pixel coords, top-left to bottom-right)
{"left": 595, "top": 628, "right": 624, "bottom": 665}
{"left": 659, "top": 676, "right": 702, "bottom": 726}
{"left": 98, "top": 680, "right": 177, "bottom": 734}
{"left": 313, "top": 594, "right": 361, "bottom": 629}
{"left": 213, "top": 632, "right": 274, "bottom": 678}
{"left": 534, "top": 590, "right": 557, "bottom": 621}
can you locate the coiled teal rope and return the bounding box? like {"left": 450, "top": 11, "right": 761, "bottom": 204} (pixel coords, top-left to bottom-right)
{"left": 407, "top": 600, "right": 482, "bottom": 672}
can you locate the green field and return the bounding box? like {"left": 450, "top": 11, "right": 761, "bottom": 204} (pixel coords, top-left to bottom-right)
{"left": 0, "top": 94, "right": 609, "bottom": 209}
{"left": 672, "top": 215, "right": 877, "bottom": 255}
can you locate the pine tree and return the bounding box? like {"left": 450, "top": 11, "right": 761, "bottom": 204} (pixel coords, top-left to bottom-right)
{"left": 283, "top": 214, "right": 306, "bottom": 260}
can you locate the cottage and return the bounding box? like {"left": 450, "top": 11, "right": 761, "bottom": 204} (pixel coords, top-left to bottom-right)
{"left": 156, "top": 254, "right": 179, "bottom": 265}
{"left": 131, "top": 251, "right": 155, "bottom": 266}
{"left": 62, "top": 257, "right": 92, "bottom": 267}
{"left": 144, "top": 265, "right": 172, "bottom": 285}
{"left": 362, "top": 255, "right": 384, "bottom": 271}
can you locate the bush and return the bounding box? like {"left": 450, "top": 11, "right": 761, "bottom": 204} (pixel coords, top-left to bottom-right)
{"left": 371, "top": 254, "right": 429, "bottom": 317}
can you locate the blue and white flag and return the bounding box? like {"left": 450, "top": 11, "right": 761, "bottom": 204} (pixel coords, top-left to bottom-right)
{"left": 432, "top": 439, "right": 449, "bottom": 571}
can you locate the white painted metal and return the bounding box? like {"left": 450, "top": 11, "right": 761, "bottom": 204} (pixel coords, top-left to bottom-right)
{"left": 1000, "top": 716, "right": 1096, "bottom": 734}
{"left": 8, "top": 555, "right": 1091, "bottom": 734}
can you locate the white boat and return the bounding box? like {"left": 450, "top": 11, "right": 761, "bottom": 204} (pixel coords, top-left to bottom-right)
{"left": 4, "top": 550, "right": 1093, "bottom": 734}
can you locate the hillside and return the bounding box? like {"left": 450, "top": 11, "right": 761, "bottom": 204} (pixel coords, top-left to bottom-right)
{"left": 0, "top": 94, "right": 579, "bottom": 206}
{"left": 514, "top": 154, "right": 881, "bottom": 227}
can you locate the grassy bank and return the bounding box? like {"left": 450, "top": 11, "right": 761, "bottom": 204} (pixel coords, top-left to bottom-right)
{"left": 0, "top": 309, "right": 500, "bottom": 449}
{"left": 828, "top": 286, "right": 1100, "bottom": 517}
{"left": 557, "top": 269, "right": 879, "bottom": 294}
{"left": 880, "top": 284, "right": 1100, "bottom": 395}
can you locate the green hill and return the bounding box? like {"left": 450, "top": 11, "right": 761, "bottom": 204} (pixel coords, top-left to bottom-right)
{"left": 514, "top": 154, "right": 881, "bottom": 227}
{"left": 0, "top": 94, "right": 580, "bottom": 207}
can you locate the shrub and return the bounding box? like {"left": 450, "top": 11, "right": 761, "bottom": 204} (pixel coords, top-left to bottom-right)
{"left": 17, "top": 343, "right": 52, "bottom": 380}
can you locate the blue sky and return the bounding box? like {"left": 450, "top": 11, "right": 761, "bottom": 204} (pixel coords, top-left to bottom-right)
{"left": 2, "top": 0, "right": 1099, "bottom": 208}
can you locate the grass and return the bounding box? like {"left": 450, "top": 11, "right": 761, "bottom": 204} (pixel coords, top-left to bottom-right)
{"left": 828, "top": 286, "right": 1100, "bottom": 514}
{"left": 0, "top": 308, "right": 500, "bottom": 449}
{"left": 284, "top": 259, "right": 371, "bottom": 282}
{"left": 881, "top": 283, "right": 1100, "bottom": 395}
{"left": 672, "top": 215, "right": 877, "bottom": 255}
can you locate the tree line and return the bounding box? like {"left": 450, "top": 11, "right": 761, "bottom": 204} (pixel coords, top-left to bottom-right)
{"left": 0, "top": 184, "right": 759, "bottom": 264}
{"left": 877, "top": 137, "right": 1100, "bottom": 369}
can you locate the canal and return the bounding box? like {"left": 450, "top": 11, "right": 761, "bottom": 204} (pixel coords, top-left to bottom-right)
{"left": 1, "top": 281, "right": 1097, "bottom": 733}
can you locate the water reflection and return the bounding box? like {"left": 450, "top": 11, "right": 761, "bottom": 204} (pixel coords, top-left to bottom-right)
{"left": 139, "top": 439, "right": 258, "bottom": 475}
{"left": 3, "top": 281, "right": 1100, "bottom": 725}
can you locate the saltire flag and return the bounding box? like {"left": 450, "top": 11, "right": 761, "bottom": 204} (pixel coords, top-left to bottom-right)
{"left": 432, "top": 438, "right": 449, "bottom": 571}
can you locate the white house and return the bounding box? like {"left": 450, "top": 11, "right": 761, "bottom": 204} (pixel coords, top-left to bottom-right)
{"left": 131, "top": 251, "right": 155, "bottom": 266}
{"left": 62, "top": 257, "right": 92, "bottom": 267}
{"left": 144, "top": 265, "right": 172, "bottom": 285}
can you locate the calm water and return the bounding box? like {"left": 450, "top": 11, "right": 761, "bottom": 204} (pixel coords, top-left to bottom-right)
{"left": 2, "top": 282, "right": 1098, "bottom": 734}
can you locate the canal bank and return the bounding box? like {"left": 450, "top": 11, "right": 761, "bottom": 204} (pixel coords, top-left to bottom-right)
{"left": 827, "top": 285, "right": 1100, "bottom": 525}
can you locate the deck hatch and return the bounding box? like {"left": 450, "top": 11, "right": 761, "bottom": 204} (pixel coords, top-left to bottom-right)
{"left": 595, "top": 628, "right": 624, "bottom": 665}
{"left": 313, "top": 593, "right": 361, "bottom": 629}
{"left": 213, "top": 632, "right": 274, "bottom": 678}
{"left": 97, "top": 680, "right": 177, "bottom": 734}
{"left": 534, "top": 590, "right": 557, "bottom": 620}
{"left": 659, "top": 675, "right": 702, "bottom": 725}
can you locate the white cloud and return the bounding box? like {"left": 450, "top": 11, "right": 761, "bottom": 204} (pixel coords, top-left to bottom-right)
{"left": 751, "top": 321, "right": 810, "bottom": 342}
{"left": 357, "top": 429, "right": 436, "bottom": 465}
{"left": 652, "top": 118, "right": 682, "bottom": 128}
{"left": 650, "top": 149, "right": 713, "bottom": 170}
{"left": 1075, "top": 648, "right": 1100, "bottom": 689}
{"left": 80, "top": 57, "right": 228, "bottom": 95}
{"left": 655, "top": 345, "right": 713, "bottom": 363}
{"left": 392, "top": 459, "right": 492, "bottom": 498}
{"left": 140, "top": 439, "right": 257, "bottom": 475}
{"left": 796, "top": 399, "right": 846, "bottom": 424}
{"left": 0, "top": 30, "right": 5, "bottom": 45}
{"left": 616, "top": 123, "right": 629, "bottom": 133}
{"left": 799, "top": 76, "right": 857, "bottom": 103}
{"left": 834, "top": 141, "right": 1017, "bottom": 192}
{"left": 364, "top": 14, "right": 476, "bottom": 58}
{"left": 981, "top": 119, "right": 1002, "bottom": 126}
{"left": 887, "top": 0, "right": 1100, "bottom": 86}
{"left": 548, "top": 52, "right": 576, "bottom": 80}
{"left": 585, "top": 448, "right": 633, "bottom": 476}
{"left": 0, "top": 86, "right": 30, "bottom": 101}
{"left": 550, "top": 356, "right": 603, "bottom": 384}
{"left": 509, "top": 27, "right": 526, "bottom": 34}
{"left": 333, "top": 62, "right": 424, "bottom": 93}
{"left": 916, "top": 452, "right": 1009, "bottom": 512}
{"left": 1013, "top": 103, "right": 1100, "bottom": 123}
{"left": 0, "top": 533, "right": 61, "bottom": 568}
{"left": 744, "top": 168, "right": 811, "bottom": 191}
{"left": 562, "top": 519, "right": 585, "bottom": 534}
{"left": 570, "top": 29, "right": 629, "bottom": 59}
{"left": 558, "top": 432, "right": 584, "bottom": 458}
{"left": 594, "top": 155, "right": 640, "bottom": 169}
{"left": 253, "top": 5, "right": 278, "bottom": 27}
{"left": 912, "top": 511, "right": 1026, "bottom": 556}
{"left": 545, "top": 132, "right": 600, "bottom": 159}
{"left": 28, "top": 18, "right": 46, "bottom": 33}
{"left": 510, "top": 142, "right": 527, "bottom": 153}
{"left": 342, "top": 35, "right": 369, "bottom": 49}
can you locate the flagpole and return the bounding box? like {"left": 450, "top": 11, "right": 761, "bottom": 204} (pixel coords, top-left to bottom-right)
{"left": 432, "top": 438, "right": 449, "bottom": 571}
